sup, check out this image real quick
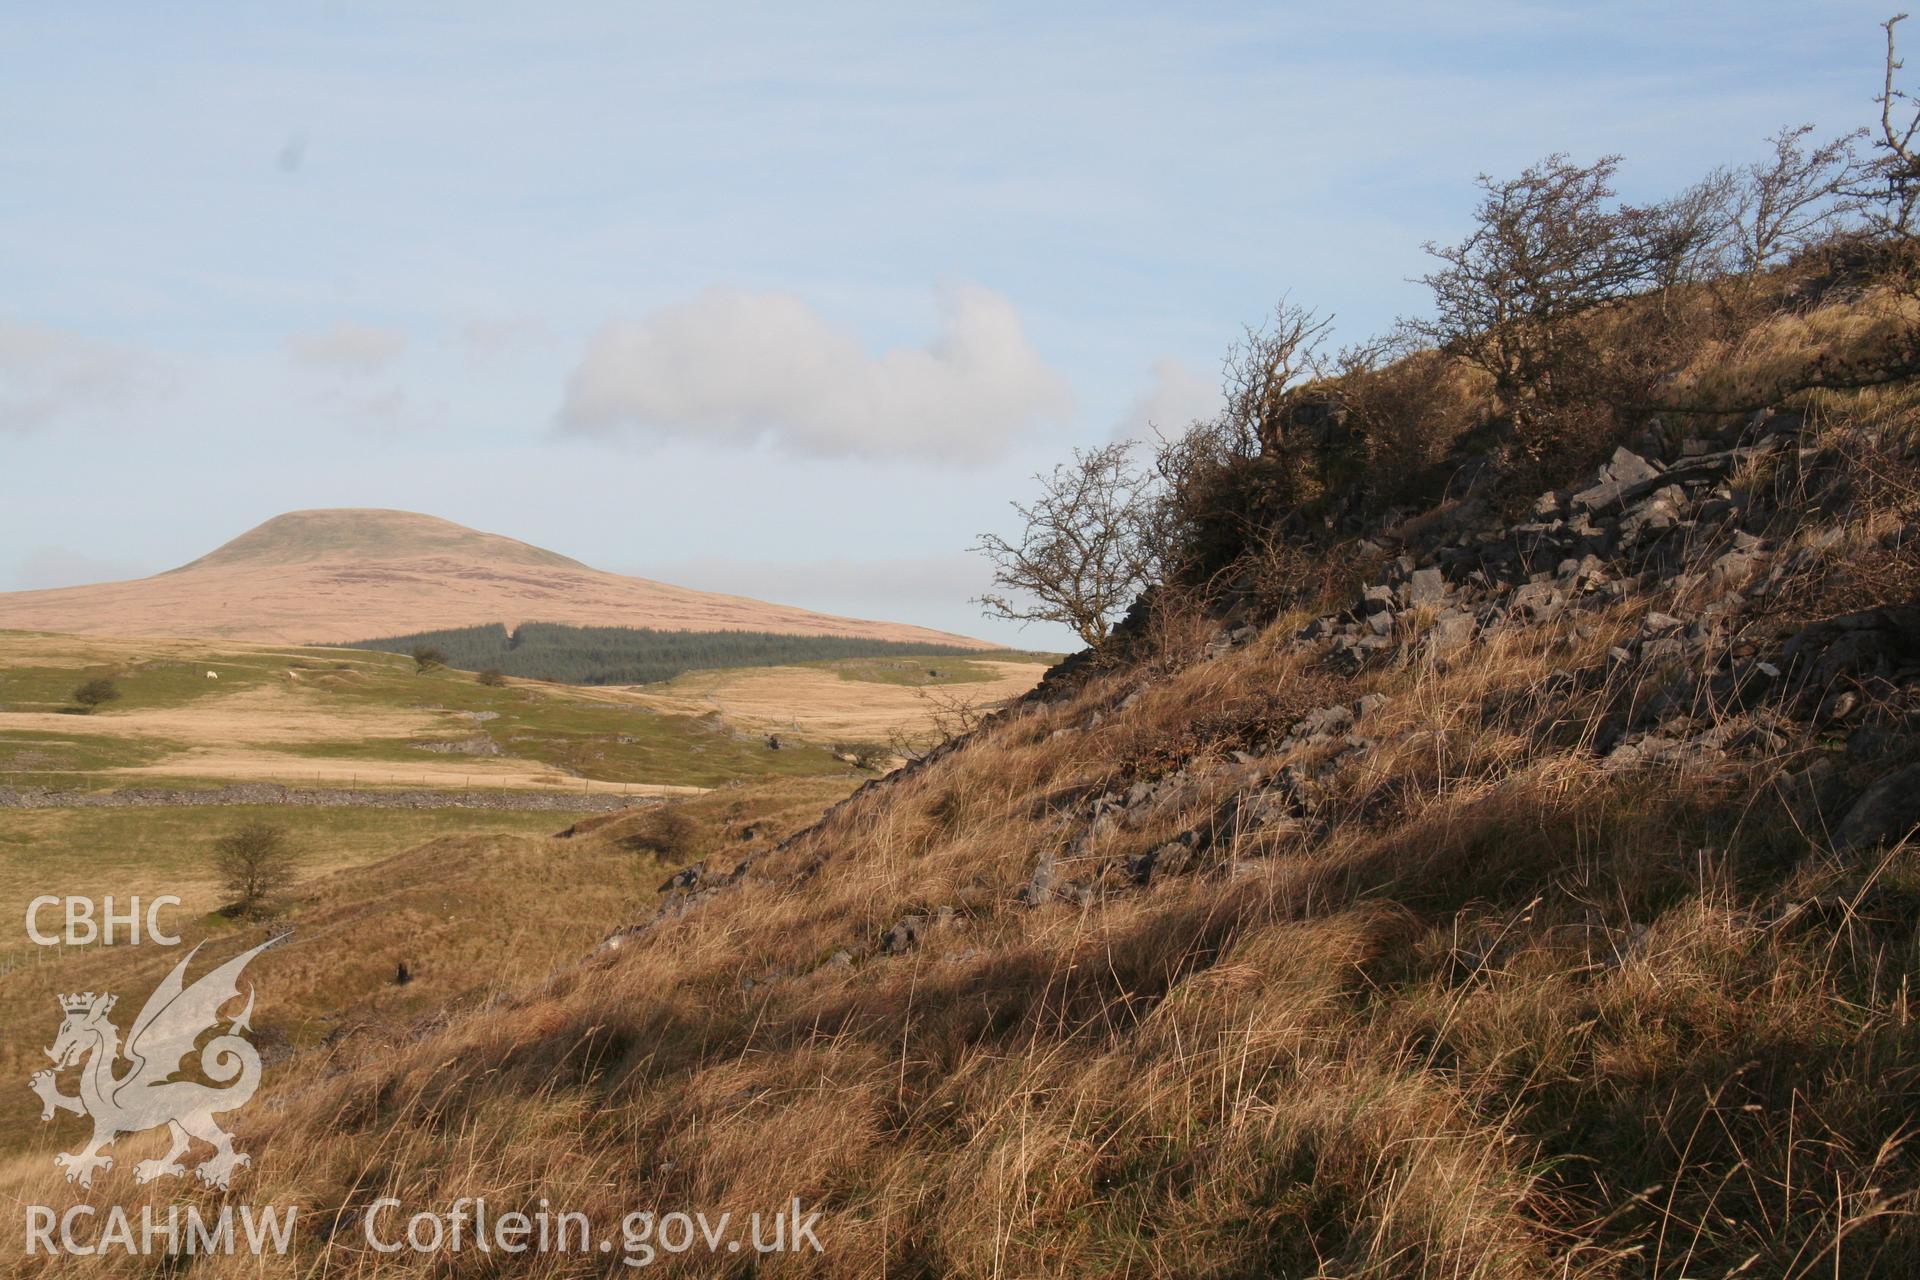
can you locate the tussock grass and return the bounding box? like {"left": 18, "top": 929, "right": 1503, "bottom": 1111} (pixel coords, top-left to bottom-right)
{"left": 9, "top": 279, "right": 1920, "bottom": 1274}
{"left": 10, "top": 556, "right": 1912, "bottom": 1278}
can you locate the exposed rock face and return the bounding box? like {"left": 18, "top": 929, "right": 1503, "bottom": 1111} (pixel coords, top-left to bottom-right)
{"left": 625, "top": 405, "right": 1919, "bottom": 957}
{"left": 986, "top": 409, "right": 1918, "bottom": 906}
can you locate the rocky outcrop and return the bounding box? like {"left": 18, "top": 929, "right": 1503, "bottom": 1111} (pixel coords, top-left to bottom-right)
{"left": 997, "top": 409, "right": 1918, "bottom": 907}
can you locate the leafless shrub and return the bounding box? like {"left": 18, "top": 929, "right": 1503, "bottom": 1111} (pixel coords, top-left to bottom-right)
{"left": 1733, "top": 124, "right": 1863, "bottom": 273}
{"left": 70, "top": 676, "right": 121, "bottom": 712}
{"left": 1411, "top": 154, "right": 1664, "bottom": 450}
{"left": 834, "top": 741, "right": 892, "bottom": 771}
{"left": 974, "top": 442, "right": 1160, "bottom": 647}
{"left": 887, "top": 687, "right": 987, "bottom": 761}
{"left": 1642, "top": 167, "right": 1740, "bottom": 291}
{"left": 1850, "top": 12, "right": 1920, "bottom": 237}
{"left": 1217, "top": 298, "right": 1335, "bottom": 458}
{"left": 623, "top": 806, "right": 701, "bottom": 861}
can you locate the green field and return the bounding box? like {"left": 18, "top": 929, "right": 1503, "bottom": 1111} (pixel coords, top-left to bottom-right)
{"left": 0, "top": 633, "right": 858, "bottom": 791}
{"left": 304, "top": 659, "right": 851, "bottom": 784}
{"left": 341, "top": 620, "right": 1001, "bottom": 685}
{"left": 0, "top": 646, "right": 295, "bottom": 713}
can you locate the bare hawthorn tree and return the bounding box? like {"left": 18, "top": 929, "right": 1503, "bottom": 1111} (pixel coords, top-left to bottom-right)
{"left": 1849, "top": 12, "right": 1920, "bottom": 236}
{"left": 1641, "top": 167, "right": 1739, "bottom": 292}
{"left": 1411, "top": 154, "right": 1662, "bottom": 441}
{"left": 1216, "top": 299, "right": 1335, "bottom": 456}
{"left": 1732, "top": 124, "right": 1862, "bottom": 271}
{"left": 886, "top": 687, "right": 987, "bottom": 761}
{"left": 70, "top": 677, "right": 121, "bottom": 712}
{"left": 974, "top": 442, "right": 1159, "bottom": 647}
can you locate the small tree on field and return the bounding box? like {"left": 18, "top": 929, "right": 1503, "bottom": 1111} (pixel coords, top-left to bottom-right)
{"left": 834, "top": 741, "right": 891, "bottom": 771}
{"left": 411, "top": 645, "right": 448, "bottom": 673}
{"left": 212, "top": 822, "right": 298, "bottom": 916}
{"left": 476, "top": 668, "right": 506, "bottom": 687}
{"left": 973, "top": 442, "right": 1159, "bottom": 648}
{"left": 71, "top": 677, "right": 121, "bottom": 712}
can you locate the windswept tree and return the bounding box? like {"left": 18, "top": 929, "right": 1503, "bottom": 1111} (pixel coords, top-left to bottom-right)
{"left": 1852, "top": 12, "right": 1920, "bottom": 236}
{"left": 1216, "top": 299, "right": 1335, "bottom": 457}
{"left": 974, "top": 442, "right": 1159, "bottom": 648}
{"left": 1412, "top": 154, "right": 1663, "bottom": 444}
{"left": 1732, "top": 124, "right": 1862, "bottom": 272}
{"left": 1640, "top": 167, "right": 1740, "bottom": 292}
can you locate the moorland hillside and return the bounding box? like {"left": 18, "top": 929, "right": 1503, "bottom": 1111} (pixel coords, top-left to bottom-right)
{"left": 13, "top": 66, "right": 1920, "bottom": 1280}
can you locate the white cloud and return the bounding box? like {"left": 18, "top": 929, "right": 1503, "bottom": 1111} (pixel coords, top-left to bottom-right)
{"left": 11, "top": 546, "right": 149, "bottom": 590}
{"left": 286, "top": 322, "right": 407, "bottom": 374}
{"left": 0, "top": 321, "right": 146, "bottom": 435}
{"left": 557, "top": 285, "right": 1072, "bottom": 461}
{"left": 1114, "top": 356, "right": 1220, "bottom": 443}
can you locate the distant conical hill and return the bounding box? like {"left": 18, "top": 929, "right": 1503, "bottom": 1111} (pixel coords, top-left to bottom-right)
{"left": 0, "top": 508, "right": 989, "bottom": 648}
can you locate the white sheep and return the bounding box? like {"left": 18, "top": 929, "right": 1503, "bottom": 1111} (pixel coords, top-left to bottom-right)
{"left": 205, "top": 670, "right": 219, "bottom": 680}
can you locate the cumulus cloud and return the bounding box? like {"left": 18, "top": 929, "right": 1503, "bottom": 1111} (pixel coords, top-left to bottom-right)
{"left": 557, "top": 285, "right": 1072, "bottom": 461}
{"left": 0, "top": 321, "right": 146, "bottom": 435}
{"left": 286, "top": 322, "right": 407, "bottom": 374}
{"left": 1113, "top": 356, "right": 1220, "bottom": 443}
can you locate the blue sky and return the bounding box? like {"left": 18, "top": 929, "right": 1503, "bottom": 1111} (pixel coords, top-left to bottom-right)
{"left": 0, "top": 1, "right": 1898, "bottom": 647}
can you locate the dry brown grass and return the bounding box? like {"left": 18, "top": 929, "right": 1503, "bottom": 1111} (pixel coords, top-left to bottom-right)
{"left": 10, "top": 283, "right": 1920, "bottom": 1278}
{"left": 8, "top": 547, "right": 1912, "bottom": 1278}
{"left": 620, "top": 658, "right": 1047, "bottom": 743}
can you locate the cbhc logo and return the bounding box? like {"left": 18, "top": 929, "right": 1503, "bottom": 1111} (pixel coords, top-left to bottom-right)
{"left": 25, "top": 897, "right": 182, "bottom": 946}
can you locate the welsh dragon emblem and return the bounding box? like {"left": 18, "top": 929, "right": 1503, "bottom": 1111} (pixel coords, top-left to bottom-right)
{"left": 28, "top": 938, "right": 277, "bottom": 1190}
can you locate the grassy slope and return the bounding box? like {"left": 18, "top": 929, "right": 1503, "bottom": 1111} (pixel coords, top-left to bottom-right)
{"left": 0, "top": 775, "right": 856, "bottom": 1156}
{"left": 22, "top": 291, "right": 1914, "bottom": 1278}
{"left": 0, "top": 806, "right": 589, "bottom": 964}
{"left": 163, "top": 581, "right": 1911, "bottom": 1277}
